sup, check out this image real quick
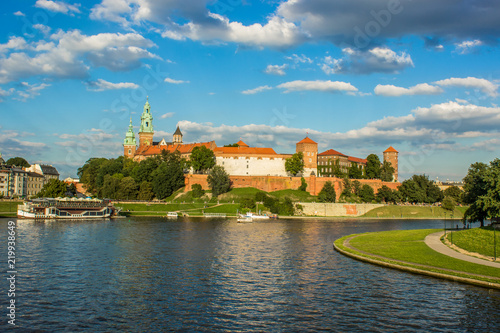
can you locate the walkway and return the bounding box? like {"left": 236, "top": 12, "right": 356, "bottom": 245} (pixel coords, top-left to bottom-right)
{"left": 424, "top": 231, "right": 500, "bottom": 269}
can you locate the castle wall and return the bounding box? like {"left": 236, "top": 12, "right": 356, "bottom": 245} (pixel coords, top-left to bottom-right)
{"left": 216, "top": 156, "right": 288, "bottom": 176}
{"left": 185, "top": 174, "right": 400, "bottom": 200}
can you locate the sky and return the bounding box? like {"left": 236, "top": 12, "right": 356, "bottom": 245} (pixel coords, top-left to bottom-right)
{"left": 0, "top": 0, "right": 499, "bottom": 181}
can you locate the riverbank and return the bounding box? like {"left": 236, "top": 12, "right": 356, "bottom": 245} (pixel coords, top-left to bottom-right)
{"left": 334, "top": 229, "right": 500, "bottom": 289}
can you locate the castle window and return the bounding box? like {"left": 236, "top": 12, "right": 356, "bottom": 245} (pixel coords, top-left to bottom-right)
{"left": 128, "top": 149, "right": 132, "bottom": 154}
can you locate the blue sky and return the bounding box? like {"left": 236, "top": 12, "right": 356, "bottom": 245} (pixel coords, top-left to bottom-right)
{"left": 1, "top": 0, "right": 499, "bottom": 181}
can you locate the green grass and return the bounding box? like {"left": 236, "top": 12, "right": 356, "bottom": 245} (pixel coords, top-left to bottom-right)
{"left": 335, "top": 229, "right": 500, "bottom": 283}
{"left": 0, "top": 201, "right": 22, "bottom": 212}
{"left": 446, "top": 227, "right": 500, "bottom": 258}
{"left": 361, "top": 205, "right": 467, "bottom": 219}
{"left": 118, "top": 203, "right": 214, "bottom": 212}
{"left": 270, "top": 189, "right": 317, "bottom": 202}
{"left": 219, "top": 187, "right": 266, "bottom": 202}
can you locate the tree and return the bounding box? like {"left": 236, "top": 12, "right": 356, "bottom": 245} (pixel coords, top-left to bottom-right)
{"left": 223, "top": 143, "right": 240, "bottom": 147}
{"left": 443, "top": 186, "right": 463, "bottom": 204}
{"left": 441, "top": 196, "right": 455, "bottom": 212}
{"left": 151, "top": 157, "right": 185, "bottom": 200}
{"left": 298, "top": 177, "right": 307, "bottom": 191}
{"left": 191, "top": 184, "right": 205, "bottom": 198}
{"left": 352, "top": 180, "right": 362, "bottom": 196}
{"left": 68, "top": 183, "right": 77, "bottom": 197}
{"left": 37, "top": 179, "right": 68, "bottom": 198}
{"left": 207, "top": 165, "right": 231, "bottom": 197}
{"left": 348, "top": 162, "right": 363, "bottom": 179}
{"left": 398, "top": 175, "right": 443, "bottom": 204}
{"left": 101, "top": 174, "right": 121, "bottom": 199}
{"left": 380, "top": 161, "right": 395, "bottom": 182}
{"left": 190, "top": 146, "right": 215, "bottom": 173}
{"left": 285, "top": 152, "right": 304, "bottom": 176}
{"left": 359, "top": 184, "right": 375, "bottom": 202}
{"left": 376, "top": 185, "right": 396, "bottom": 203}
{"left": 137, "top": 181, "right": 154, "bottom": 201}
{"left": 6, "top": 157, "right": 30, "bottom": 168}
{"left": 365, "top": 154, "right": 381, "bottom": 179}
{"left": 318, "top": 181, "right": 336, "bottom": 203}
{"left": 118, "top": 176, "right": 138, "bottom": 200}
{"left": 341, "top": 177, "right": 352, "bottom": 196}
{"left": 463, "top": 159, "right": 500, "bottom": 226}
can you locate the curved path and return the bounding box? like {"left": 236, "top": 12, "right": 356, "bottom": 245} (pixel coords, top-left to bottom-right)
{"left": 424, "top": 231, "right": 500, "bottom": 268}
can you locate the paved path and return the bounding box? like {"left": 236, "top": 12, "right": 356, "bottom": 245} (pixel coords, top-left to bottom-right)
{"left": 424, "top": 231, "right": 500, "bottom": 268}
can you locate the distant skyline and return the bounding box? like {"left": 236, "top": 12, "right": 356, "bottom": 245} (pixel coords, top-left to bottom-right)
{"left": 1, "top": 0, "right": 499, "bottom": 180}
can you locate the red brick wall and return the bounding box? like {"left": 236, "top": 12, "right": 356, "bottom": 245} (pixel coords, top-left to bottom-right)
{"left": 185, "top": 174, "right": 400, "bottom": 200}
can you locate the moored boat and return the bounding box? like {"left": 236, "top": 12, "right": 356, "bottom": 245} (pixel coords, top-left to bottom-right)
{"left": 17, "top": 197, "right": 119, "bottom": 219}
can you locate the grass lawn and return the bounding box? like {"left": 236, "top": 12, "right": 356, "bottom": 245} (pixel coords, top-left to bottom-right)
{"left": 117, "top": 203, "right": 214, "bottom": 212}
{"left": 446, "top": 227, "right": 500, "bottom": 258}
{"left": 335, "top": 229, "right": 500, "bottom": 283}
{"left": 361, "top": 205, "right": 467, "bottom": 219}
{"left": 270, "top": 189, "right": 317, "bottom": 202}
{"left": 219, "top": 187, "right": 265, "bottom": 202}
{"left": 0, "top": 201, "right": 22, "bottom": 212}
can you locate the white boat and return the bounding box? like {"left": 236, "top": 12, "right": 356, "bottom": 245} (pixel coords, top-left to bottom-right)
{"left": 166, "top": 212, "right": 178, "bottom": 218}
{"left": 17, "top": 198, "right": 118, "bottom": 219}
{"left": 237, "top": 216, "right": 253, "bottom": 223}
{"left": 244, "top": 212, "right": 270, "bottom": 220}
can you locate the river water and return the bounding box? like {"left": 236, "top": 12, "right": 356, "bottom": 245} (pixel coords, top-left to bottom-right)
{"left": 1, "top": 217, "right": 499, "bottom": 332}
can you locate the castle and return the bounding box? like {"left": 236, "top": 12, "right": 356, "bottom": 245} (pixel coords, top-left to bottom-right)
{"left": 124, "top": 99, "right": 398, "bottom": 181}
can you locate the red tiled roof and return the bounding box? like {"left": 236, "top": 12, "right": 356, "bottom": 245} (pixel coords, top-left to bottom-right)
{"left": 297, "top": 136, "right": 317, "bottom": 145}
{"left": 384, "top": 146, "right": 398, "bottom": 153}
{"left": 348, "top": 156, "right": 367, "bottom": 164}
{"left": 214, "top": 146, "right": 277, "bottom": 155}
{"left": 136, "top": 141, "right": 214, "bottom": 155}
{"left": 319, "top": 149, "right": 346, "bottom": 157}
{"left": 236, "top": 140, "right": 249, "bottom": 147}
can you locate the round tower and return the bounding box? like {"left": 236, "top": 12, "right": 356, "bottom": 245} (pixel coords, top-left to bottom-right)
{"left": 383, "top": 146, "right": 399, "bottom": 182}
{"left": 123, "top": 117, "right": 137, "bottom": 158}
{"left": 296, "top": 136, "right": 318, "bottom": 176}
{"left": 138, "top": 97, "right": 154, "bottom": 146}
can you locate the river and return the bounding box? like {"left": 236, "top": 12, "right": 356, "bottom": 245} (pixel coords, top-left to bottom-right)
{"left": 1, "top": 217, "right": 499, "bottom": 332}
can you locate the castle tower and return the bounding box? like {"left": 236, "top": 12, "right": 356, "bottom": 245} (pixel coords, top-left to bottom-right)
{"left": 296, "top": 136, "right": 318, "bottom": 176}
{"left": 173, "top": 126, "right": 183, "bottom": 143}
{"left": 383, "top": 146, "right": 399, "bottom": 182}
{"left": 123, "top": 117, "right": 137, "bottom": 158}
{"left": 138, "top": 98, "right": 154, "bottom": 146}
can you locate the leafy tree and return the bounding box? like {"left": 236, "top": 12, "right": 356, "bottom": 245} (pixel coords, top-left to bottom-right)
{"left": 118, "top": 176, "right": 138, "bottom": 200}
{"left": 137, "top": 181, "right": 154, "bottom": 201}
{"left": 376, "top": 185, "right": 397, "bottom": 203}
{"left": 341, "top": 177, "right": 352, "bottom": 196}
{"left": 365, "top": 154, "right": 381, "bottom": 179}
{"left": 441, "top": 196, "right": 455, "bottom": 212}
{"left": 223, "top": 143, "right": 240, "bottom": 147}
{"left": 463, "top": 159, "right": 500, "bottom": 226}
{"left": 78, "top": 157, "right": 108, "bottom": 193}
{"left": 280, "top": 197, "right": 295, "bottom": 215}
{"left": 37, "top": 179, "right": 67, "bottom": 198}
{"left": 6, "top": 157, "right": 30, "bottom": 168}
{"left": 285, "top": 152, "right": 304, "bottom": 176}
{"left": 240, "top": 197, "right": 256, "bottom": 210}
{"left": 151, "top": 155, "right": 185, "bottom": 200}
{"left": 398, "top": 175, "right": 443, "bottom": 204}
{"left": 332, "top": 159, "right": 345, "bottom": 178}
{"left": 207, "top": 165, "right": 231, "bottom": 197}
{"left": 348, "top": 162, "right": 363, "bottom": 179}
{"left": 191, "top": 183, "right": 205, "bottom": 198}
{"left": 68, "top": 183, "right": 77, "bottom": 197}
{"left": 352, "top": 180, "right": 362, "bottom": 196}
{"left": 380, "top": 160, "right": 395, "bottom": 182}
{"left": 398, "top": 179, "right": 425, "bottom": 203}
{"left": 298, "top": 177, "right": 307, "bottom": 191}
{"left": 133, "top": 157, "right": 161, "bottom": 183}
{"left": 255, "top": 191, "right": 268, "bottom": 203}
{"left": 101, "top": 174, "right": 122, "bottom": 199}
{"left": 318, "top": 181, "right": 336, "bottom": 203}
{"left": 443, "top": 185, "right": 463, "bottom": 204}
{"left": 359, "top": 184, "right": 375, "bottom": 203}
{"left": 190, "top": 146, "right": 215, "bottom": 173}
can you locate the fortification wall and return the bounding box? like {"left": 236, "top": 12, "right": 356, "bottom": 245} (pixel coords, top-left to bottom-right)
{"left": 298, "top": 203, "right": 385, "bottom": 217}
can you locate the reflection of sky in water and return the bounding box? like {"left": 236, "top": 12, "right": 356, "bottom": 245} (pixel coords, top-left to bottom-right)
{"left": 1, "top": 218, "right": 499, "bottom": 332}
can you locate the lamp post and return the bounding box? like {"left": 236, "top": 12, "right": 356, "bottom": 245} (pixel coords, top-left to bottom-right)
{"left": 494, "top": 225, "right": 497, "bottom": 261}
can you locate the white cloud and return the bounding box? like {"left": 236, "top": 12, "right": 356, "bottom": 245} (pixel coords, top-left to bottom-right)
{"left": 0, "top": 129, "right": 48, "bottom": 157}
{"left": 241, "top": 85, "right": 272, "bottom": 95}
{"left": 277, "top": 80, "right": 358, "bottom": 93}
{"left": 321, "top": 47, "right": 413, "bottom": 75}
{"left": 455, "top": 40, "right": 483, "bottom": 54}
{"left": 35, "top": 0, "right": 81, "bottom": 15}
{"left": 374, "top": 83, "right": 443, "bottom": 96}
{"left": 435, "top": 77, "right": 498, "bottom": 98}
{"left": 164, "top": 78, "right": 189, "bottom": 84}
{"left": 264, "top": 64, "right": 287, "bottom": 76}
{"left": 34, "top": 24, "right": 52, "bottom": 35}
{"left": 0, "top": 30, "right": 158, "bottom": 84}
{"left": 285, "top": 54, "right": 312, "bottom": 64}
{"left": 86, "top": 79, "right": 139, "bottom": 91}
{"left": 14, "top": 82, "right": 51, "bottom": 101}
{"left": 13, "top": 11, "right": 25, "bottom": 16}
{"left": 160, "top": 112, "right": 175, "bottom": 119}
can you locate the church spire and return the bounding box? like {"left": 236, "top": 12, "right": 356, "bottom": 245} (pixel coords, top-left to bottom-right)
{"left": 123, "top": 117, "right": 137, "bottom": 146}
{"left": 138, "top": 98, "right": 154, "bottom": 146}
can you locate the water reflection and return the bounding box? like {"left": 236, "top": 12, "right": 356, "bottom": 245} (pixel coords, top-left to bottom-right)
{"left": 0, "top": 217, "right": 498, "bottom": 332}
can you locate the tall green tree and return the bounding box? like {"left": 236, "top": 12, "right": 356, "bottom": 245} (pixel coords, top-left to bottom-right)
{"left": 137, "top": 181, "right": 154, "bottom": 201}
{"left": 6, "top": 157, "right": 30, "bottom": 168}
{"left": 151, "top": 154, "right": 185, "bottom": 200}
{"left": 207, "top": 165, "right": 231, "bottom": 197}
{"left": 380, "top": 161, "right": 395, "bottom": 182}
{"left": 376, "top": 185, "right": 398, "bottom": 203}
{"left": 398, "top": 175, "right": 443, "bottom": 204}
{"left": 36, "top": 179, "right": 68, "bottom": 198}
{"left": 190, "top": 146, "right": 215, "bottom": 173}
{"left": 118, "top": 176, "right": 138, "bottom": 200}
{"left": 318, "top": 181, "right": 336, "bottom": 203}
{"left": 298, "top": 177, "right": 307, "bottom": 191}
{"left": 359, "top": 184, "right": 375, "bottom": 203}
{"left": 365, "top": 154, "right": 381, "bottom": 179}
{"left": 285, "top": 152, "right": 304, "bottom": 176}
{"left": 348, "top": 162, "right": 363, "bottom": 179}
{"left": 443, "top": 185, "right": 463, "bottom": 204}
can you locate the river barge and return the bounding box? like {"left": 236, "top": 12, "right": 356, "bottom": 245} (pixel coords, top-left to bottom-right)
{"left": 17, "top": 197, "right": 119, "bottom": 219}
